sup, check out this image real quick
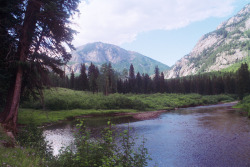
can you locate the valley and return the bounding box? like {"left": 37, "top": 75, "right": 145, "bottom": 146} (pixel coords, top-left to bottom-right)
{"left": 1, "top": 2, "right": 250, "bottom": 167}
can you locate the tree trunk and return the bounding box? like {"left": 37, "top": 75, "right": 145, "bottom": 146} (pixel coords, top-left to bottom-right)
{"left": 0, "top": 0, "right": 42, "bottom": 134}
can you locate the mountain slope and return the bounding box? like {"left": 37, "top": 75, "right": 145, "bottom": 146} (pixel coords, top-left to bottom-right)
{"left": 66, "top": 42, "right": 170, "bottom": 75}
{"left": 165, "top": 4, "right": 250, "bottom": 79}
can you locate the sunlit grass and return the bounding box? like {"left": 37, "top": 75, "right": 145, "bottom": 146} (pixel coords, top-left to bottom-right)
{"left": 18, "top": 108, "right": 137, "bottom": 125}
{"left": 19, "top": 88, "right": 237, "bottom": 125}
{"left": 126, "top": 93, "right": 236, "bottom": 110}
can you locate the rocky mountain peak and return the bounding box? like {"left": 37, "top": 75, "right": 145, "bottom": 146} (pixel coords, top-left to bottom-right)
{"left": 165, "top": 3, "right": 250, "bottom": 79}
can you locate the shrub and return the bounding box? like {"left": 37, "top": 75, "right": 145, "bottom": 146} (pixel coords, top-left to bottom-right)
{"left": 21, "top": 88, "right": 237, "bottom": 112}
{"left": 17, "top": 119, "right": 54, "bottom": 161}
{"left": 55, "top": 120, "right": 151, "bottom": 167}
{"left": 237, "top": 95, "right": 250, "bottom": 117}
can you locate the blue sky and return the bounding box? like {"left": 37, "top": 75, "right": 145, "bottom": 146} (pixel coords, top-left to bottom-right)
{"left": 72, "top": 0, "right": 249, "bottom": 66}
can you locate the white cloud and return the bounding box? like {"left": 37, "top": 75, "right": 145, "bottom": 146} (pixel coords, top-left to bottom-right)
{"left": 72, "top": 0, "right": 235, "bottom": 46}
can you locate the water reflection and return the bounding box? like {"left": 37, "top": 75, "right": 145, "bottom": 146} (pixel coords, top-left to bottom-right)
{"left": 44, "top": 103, "right": 250, "bottom": 166}
{"left": 44, "top": 122, "right": 75, "bottom": 155}
{"left": 43, "top": 115, "right": 138, "bottom": 155}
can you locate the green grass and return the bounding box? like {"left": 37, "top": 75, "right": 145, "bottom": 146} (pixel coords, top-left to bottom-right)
{"left": 18, "top": 108, "right": 137, "bottom": 125}
{"left": 21, "top": 88, "right": 148, "bottom": 111}
{"left": 233, "top": 95, "right": 250, "bottom": 117}
{"left": 0, "top": 125, "right": 43, "bottom": 167}
{"left": 0, "top": 146, "right": 42, "bottom": 167}
{"left": 19, "top": 88, "right": 237, "bottom": 125}
{"left": 125, "top": 93, "right": 236, "bottom": 110}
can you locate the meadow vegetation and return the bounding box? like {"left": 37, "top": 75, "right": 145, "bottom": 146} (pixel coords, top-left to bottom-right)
{"left": 233, "top": 95, "right": 250, "bottom": 117}
{"left": 19, "top": 88, "right": 237, "bottom": 125}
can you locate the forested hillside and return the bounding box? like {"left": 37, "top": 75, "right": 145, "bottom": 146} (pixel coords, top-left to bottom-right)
{"left": 67, "top": 42, "right": 170, "bottom": 75}
{"left": 51, "top": 62, "right": 250, "bottom": 100}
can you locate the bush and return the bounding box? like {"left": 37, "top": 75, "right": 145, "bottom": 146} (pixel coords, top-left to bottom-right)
{"left": 14, "top": 119, "right": 151, "bottom": 166}
{"left": 236, "top": 95, "right": 250, "bottom": 117}
{"left": 21, "top": 88, "right": 148, "bottom": 111}
{"left": 17, "top": 119, "right": 54, "bottom": 161}
{"left": 55, "top": 120, "right": 151, "bottom": 167}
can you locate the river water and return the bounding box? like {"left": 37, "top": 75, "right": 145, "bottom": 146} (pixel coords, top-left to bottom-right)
{"left": 43, "top": 102, "right": 250, "bottom": 166}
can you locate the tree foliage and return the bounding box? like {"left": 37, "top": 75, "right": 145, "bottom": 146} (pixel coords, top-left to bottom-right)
{"left": 237, "top": 63, "right": 250, "bottom": 99}
{"left": 51, "top": 62, "right": 249, "bottom": 101}
{"left": 99, "top": 63, "right": 117, "bottom": 95}
{"left": 0, "top": 0, "right": 80, "bottom": 132}
{"left": 88, "top": 63, "right": 99, "bottom": 94}
{"left": 77, "top": 64, "right": 89, "bottom": 91}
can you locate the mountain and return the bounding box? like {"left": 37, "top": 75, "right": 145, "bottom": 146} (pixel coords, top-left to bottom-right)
{"left": 165, "top": 4, "right": 250, "bottom": 79}
{"left": 66, "top": 42, "right": 170, "bottom": 75}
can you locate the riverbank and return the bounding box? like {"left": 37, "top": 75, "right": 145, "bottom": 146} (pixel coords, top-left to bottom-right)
{"left": 18, "top": 88, "right": 237, "bottom": 126}
{"left": 1, "top": 100, "right": 248, "bottom": 167}
{"left": 0, "top": 125, "right": 44, "bottom": 167}
{"left": 233, "top": 95, "right": 250, "bottom": 117}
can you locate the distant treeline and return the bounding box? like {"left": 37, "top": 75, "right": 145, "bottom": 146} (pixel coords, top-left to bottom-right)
{"left": 49, "top": 62, "right": 250, "bottom": 99}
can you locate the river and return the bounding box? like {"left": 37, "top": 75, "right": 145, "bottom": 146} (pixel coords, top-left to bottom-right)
{"left": 43, "top": 102, "right": 250, "bottom": 166}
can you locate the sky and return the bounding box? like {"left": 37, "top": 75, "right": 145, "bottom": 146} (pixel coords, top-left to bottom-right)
{"left": 72, "top": 0, "right": 249, "bottom": 66}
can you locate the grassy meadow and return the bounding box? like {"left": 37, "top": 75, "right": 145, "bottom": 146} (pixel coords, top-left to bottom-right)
{"left": 18, "top": 88, "right": 237, "bottom": 125}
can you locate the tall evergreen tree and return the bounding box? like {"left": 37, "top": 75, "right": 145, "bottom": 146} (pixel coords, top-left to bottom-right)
{"left": 237, "top": 63, "right": 250, "bottom": 99}
{"left": 0, "top": 0, "right": 22, "bottom": 109}
{"left": 129, "top": 64, "right": 135, "bottom": 79}
{"left": 0, "top": 0, "right": 80, "bottom": 132}
{"left": 123, "top": 79, "right": 129, "bottom": 94}
{"left": 143, "top": 74, "right": 152, "bottom": 94}
{"left": 70, "top": 71, "right": 75, "bottom": 90}
{"left": 88, "top": 63, "right": 99, "bottom": 93}
{"left": 153, "top": 66, "right": 160, "bottom": 92}
{"left": 129, "top": 64, "right": 136, "bottom": 93}
{"left": 99, "top": 63, "right": 116, "bottom": 95}
{"left": 117, "top": 79, "right": 123, "bottom": 93}
{"left": 135, "top": 72, "right": 142, "bottom": 94}
{"left": 159, "top": 72, "right": 165, "bottom": 93}
{"left": 79, "top": 64, "right": 89, "bottom": 91}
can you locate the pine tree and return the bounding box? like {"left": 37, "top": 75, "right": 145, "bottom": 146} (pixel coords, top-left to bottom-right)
{"left": 88, "top": 63, "right": 99, "bottom": 94}
{"left": 79, "top": 64, "right": 89, "bottom": 91}
{"left": 0, "top": 0, "right": 22, "bottom": 109}
{"left": 117, "top": 79, "right": 123, "bottom": 93}
{"left": 135, "top": 72, "right": 142, "bottom": 94}
{"left": 70, "top": 71, "right": 75, "bottom": 90}
{"left": 153, "top": 66, "right": 160, "bottom": 93}
{"left": 99, "top": 63, "right": 117, "bottom": 95}
{"left": 0, "top": 0, "right": 80, "bottom": 133}
{"left": 159, "top": 72, "right": 165, "bottom": 93}
{"left": 129, "top": 64, "right": 135, "bottom": 79}
{"left": 237, "top": 63, "right": 250, "bottom": 99}
{"left": 143, "top": 74, "right": 152, "bottom": 94}
{"left": 129, "top": 64, "right": 135, "bottom": 93}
